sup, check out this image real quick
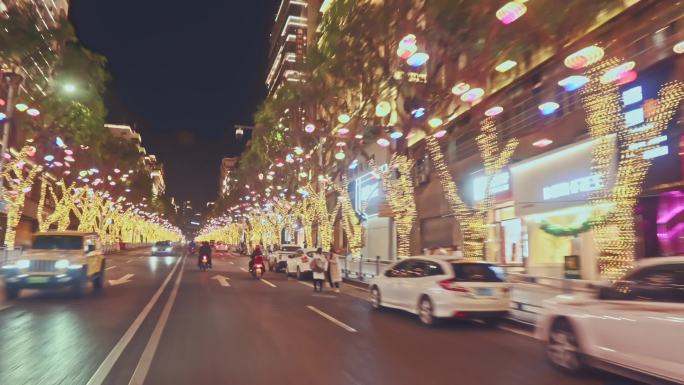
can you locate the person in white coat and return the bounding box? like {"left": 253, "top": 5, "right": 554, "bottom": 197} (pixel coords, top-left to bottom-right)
{"left": 311, "top": 247, "right": 328, "bottom": 292}
{"left": 327, "top": 249, "right": 342, "bottom": 293}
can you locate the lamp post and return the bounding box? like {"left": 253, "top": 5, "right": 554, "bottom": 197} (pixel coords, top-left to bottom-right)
{"left": 0, "top": 72, "right": 24, "bottom": 207}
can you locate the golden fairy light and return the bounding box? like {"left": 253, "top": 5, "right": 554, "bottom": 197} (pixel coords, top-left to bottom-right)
{"left": 1, "top": 146, "right": 43, "bottom": 248}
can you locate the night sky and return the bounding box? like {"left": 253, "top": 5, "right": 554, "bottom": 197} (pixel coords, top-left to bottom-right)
{"left": 69, "top": 0, "right": 280, "bottom": 206}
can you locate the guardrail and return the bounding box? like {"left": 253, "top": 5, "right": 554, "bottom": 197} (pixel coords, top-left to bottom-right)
{"left": 338, "top": 255, "right": 393, "bottom": 281}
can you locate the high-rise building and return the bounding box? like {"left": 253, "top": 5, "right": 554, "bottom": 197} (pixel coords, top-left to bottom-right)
{"left": 219, "top": 157, "right": 239, "bottom": 198}
{"left": 266, "top": 0, "right": 323, "bottom": 95}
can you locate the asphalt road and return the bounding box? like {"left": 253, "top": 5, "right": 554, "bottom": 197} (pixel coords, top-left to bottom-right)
{"left": 0, "top": 249, "right": 636, "bottom": 385}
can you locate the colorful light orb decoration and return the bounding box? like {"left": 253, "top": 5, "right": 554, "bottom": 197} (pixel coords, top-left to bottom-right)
{"left": 304, "top": 123, "right": 316, "bottom": 133}
{"left": 285, "top": 154, "right": 295, "bottom": 163}
{"left": 428, "top": 117, "right": 444, "bottom": 128}
{"left": 55, "top": 137, "right": 66, "bottom": 148}
{"left": 411, "top": 107, "right": 426, "bottom": 119}
{"left": 293, "top": 146, "right": 304, "bottom": 155}
{"left": 0, "top": 112, "right": 6, "bottom": 121}
{"left": 564, "top": 45, "right": 604, "bottom": 69}
{"left": 451, "top": 82, "right": 470, "bottom": 96}
{"left": 15, "top": 103, "right": 29, "bottom": 112}
{"left": 538, "top": 101, "right": 560, "bottom": 115}
{"left": 616, "top": 70, "right": 637, "bottom": 85}
{"left": 485, "top": 106, "right": 504, "bottom": 117}
{"left": 355, "top": 133, "right": 364, "bottom": 139}
{"left": 0, "top": 98, "right": 5, "bottom": 107}
{"left": 672, "top": 41, "right": 684, "bottom": 54}
{"left": 496, "top": 1, "right": 527, "bottom": 25}
{"left": 114, "top": 168, "right": 121, "bottom": 173}
{"left": 533, "top": 138, "right": 553, "bottom": 148}
{"left": 406, "top": 52, "right": 430, "bottom": 67}
{"left": 337, "top": 127, "right": 350, "bottom": 136}
{"left": 26, "top": 108, "right": 40, "bottom": 117}
{"left": 433, "top": 129, "right": 447, "bottom": 139}
{"left": 557, "top": 75, "right": 589, "bottom": 92}
{"left": 266, "top": 174, "right": 274, "bottom": 181}
{"left": 64, "top": 170, "right": 71, "bottom": 175}
{"left": 396, "top": 34, "right": 418, "bottom": 59}
{"left": 376, "top": 138, "right": 391, "bottom": 147}
{"left": 64, "top": 156, "right": 75, "bottom": 162}
{"left": 335, "top": 141, "right": 346, "bottom": 147}
{"left": 375, "top": 101, "right": 392, "bottom": 117}
{"left": 335, "top": 151, "right": 346, "bottom": 161}
{"left": 338, "top": 114, "right": 351, "bottom": 124}
{"left": 64, "top": 149, "right": 73, "bottom": 155}
{"left": 461, "top": 88, "right": 485, "bottom": 103}
{"left": 348, "top": 159, "right": 359, "bottom": 170}
{"left": 275, "top": 159, "right": 285, "bottom": 167}
{"left": 495, "top": 60, "right": 517, "bottom": 73}
{"left": 600, "top": 61, "right": 635, "bottom": 84}
{"left": 390, "top": 130, "right": 404, "bottom": 139}
{"left": 44, "top": 155, "right": 54, "bottom": 162}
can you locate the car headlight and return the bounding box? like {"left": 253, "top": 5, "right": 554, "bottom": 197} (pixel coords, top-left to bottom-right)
{"left": 16, "top": 259, "right": 30, "bottom": 269}
{"left": 165, "top": 247, "right": 173, "bottom": 252}
{"left": 55, "top": 259, "right": 70, "bottom": 269}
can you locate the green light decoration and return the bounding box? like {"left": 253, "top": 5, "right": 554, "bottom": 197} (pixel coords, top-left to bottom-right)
{"left": 539, "top": 221, "right": 591, "bottom": 237}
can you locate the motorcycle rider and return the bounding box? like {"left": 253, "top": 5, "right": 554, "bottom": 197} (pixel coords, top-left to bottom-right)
{"left": 198, "top": 241, "right": 212, "bottom": 268}
{"left": 188, "top": 240, "right": 197, "bottom": 254}
{"left": 249, "top": 244, "right": 264, "bottom": 272}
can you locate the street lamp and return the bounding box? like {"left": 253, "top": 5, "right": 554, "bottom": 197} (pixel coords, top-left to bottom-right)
{"left": 235, "top": 124, "right": 254, "bottom": 140}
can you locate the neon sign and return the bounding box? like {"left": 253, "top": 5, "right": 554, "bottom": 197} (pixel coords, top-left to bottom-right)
{"left": 543, "top": 175, "right": 603, "bottom": 201}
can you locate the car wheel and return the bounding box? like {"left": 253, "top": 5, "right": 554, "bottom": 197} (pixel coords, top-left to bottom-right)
{"left": 547, "top": 318, "right": 585, "bottom": 373}
{"left": 482, "top": 317, "right": 503, "bottom": 328}
{"left": 370, "top": 286, "right": 382, "bottom": 310}
{"left": 296, "top": 267, "right": 302, "bottom": 280}
{"left": 92, "top": 262, "right": 105, "bottom": 290}
{"left": 5, "top": 285, "right": 20, "bottom": 300}
{"left": 418, "top": 296, "right": 438, "bottom": 326}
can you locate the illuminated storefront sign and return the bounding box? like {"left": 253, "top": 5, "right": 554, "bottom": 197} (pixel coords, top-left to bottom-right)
{"left": 543, "top": 174, "right": 603, "bottom": 201}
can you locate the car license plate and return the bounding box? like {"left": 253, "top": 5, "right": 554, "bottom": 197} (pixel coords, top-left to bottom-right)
{"left": 476, "top": 288, "right": 494, "bottom": 296}
{"left": 27, "top": 276, "right": 50, "bottom": 284}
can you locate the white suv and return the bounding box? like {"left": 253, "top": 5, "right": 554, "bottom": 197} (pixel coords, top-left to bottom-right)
{"left": 285, "top": 248, "right": 328, "bottom": 280}
{"left": 537, "top": 257, "right": 684, "bottom": 384}
{"left": 369, "top": 257, "right": 510, "bottom": 326}
{"left": 269, "top": 244, "right": 300, "bottom": 272}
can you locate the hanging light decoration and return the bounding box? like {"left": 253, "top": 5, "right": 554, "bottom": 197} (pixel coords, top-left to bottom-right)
{"left": 533, "top": 138, "right": 553, "bottom": 147}
{"left": 355, "top": 133, "right": 364, "bottom": 139}
{"left": 396, "top": 34, "right": 418, "bottom": 59}
{"left": 428, "top": 117, "right": 443, "bottom": 128}
{"left": 495, "top": 60, "right": 517, "bottom": 73}
{"left": 390, "top": 130, "right": 403, "bottom": 139}
{"left": 558, "top": 75, "right": 590, "bottom": 92}
{"left": 600, "top": 61, "right": 635, "bottom": 84}
{"left": 485, "top": 106, "right": 504, "bottom": 117}
{"left": 338, "top": 114, "right": 351, "bottom": 124}
{"left": 375, "top": 101, "right": 391, "bottom": 117}
{"left": 376, "top": 138, "right": 391, "bottom": 147}
{"left": 26, "top": 108, "right": 40, "bottom": 117}
{"left": 0, "top": 113, "right": 6, "bottom": 121}
{"left": 293, "top": 146, "right": 304, "bottom": 155}
{"left": 564, "top": 45, "right": 604, "bottom": 69}
{"left": 337, "top": 127, "right": 350, "bottom": 136}
{"left": 335, "top": 151, "right": 346, "bottom": 160}
{"left": 538, "top": 102, "right": 560, "bottom": 115}
{"left": 406, "top": 52, "right": 430, "bottom": 67}
{"left": 461, "top": 88, "right": 485, "bottom": 103}
{"left": 335, "top": 141, "right": 346, "bottom": 147}
{"left": 433, "top": 129, "right": 447, "bottom": 139}
{"left": 15, "top": 103, "right": 29, "bottom": 112}
{"left": 304, "top": 123, "right": 316, "bottom": 133}
{"left": 411, "top": 107, "right": 426, "bottom": 118}
{"left": 451, "top": 82, "right": 471, "bottom": 96}
{"left": 496, "top": 1, "right": 527, "bottom": 25}
{"left": 674, "top": 41, "right": 684, "bottom": 54}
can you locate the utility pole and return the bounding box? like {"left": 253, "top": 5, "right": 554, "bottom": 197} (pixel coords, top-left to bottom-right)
{"left": 0, "top": 72, "right": 24, "bottom": 209}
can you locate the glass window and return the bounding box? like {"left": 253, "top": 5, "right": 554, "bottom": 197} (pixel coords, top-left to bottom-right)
{"left": 281, "top": 246, "right": 300, "bottom": 252}
{"left": 32, "top": 236, "right": 83, "bottom": 250}
{"left": 407, "top": 261, "right": 428, "bottom": 278}
{"left": 451, "top": 263, "right": 504, "bottom": 282}
{"left": 389, "top": 260, "right": 413, "bottom": 278}
{"left": 623, "top": 264, "right": 684, "bottom": 303}
{"left": 425, "top": 261, "right": 445, "bottom": 276}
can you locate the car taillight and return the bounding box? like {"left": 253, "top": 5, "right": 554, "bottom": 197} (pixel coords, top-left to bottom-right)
{"left": 502, "top": 287, "right": 510, "bottom": 294}
{"left": 202, "top": 256, "right": 208, "bottom": 262}
{"left": 439, "top": 279, "right": 471, "bottom": 293}
{"left": 301, "top": 256, "right": 309, "bottom": 263}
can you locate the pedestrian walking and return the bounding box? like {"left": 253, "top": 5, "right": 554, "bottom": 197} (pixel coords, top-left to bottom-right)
{"left": 327, "top": 249, "right": 342, "bottom": 293}
{"left": 310, "top": 247, "right": 328, "bottom": 292}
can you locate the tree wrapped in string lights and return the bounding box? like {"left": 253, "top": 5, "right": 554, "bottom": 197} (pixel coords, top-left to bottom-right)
{"left": 1, "top": 146, "right": 43, "bottom": 248}
{"left": 332, "top": 177, "right": 363, "bottom": 255}
{"left": 426, "top": 117, "right": 518, "bottom": 259}
{"left": 371, "top": 155, "right": 417, "bottom": 258}
{"left": 580, "top": 58, "right": 684, "bottom": 281}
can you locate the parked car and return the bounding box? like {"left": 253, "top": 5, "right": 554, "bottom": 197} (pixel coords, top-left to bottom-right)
{"left": 285, "top": 248, "right": 329, "bottom": 280}
{"left": 1, "top": 231, "right": 106, "bottom": 298}
{"left": 369, "top": 257, "right": 510, "bottom": 326}
{"left": 269, "top": 244, "right": 301, "bottom": 272}
{"left": 537, "top": 257, "right": 684, "bottom": 384}
{"left": 151, "top": 241, "right": 175, "bottom": 256}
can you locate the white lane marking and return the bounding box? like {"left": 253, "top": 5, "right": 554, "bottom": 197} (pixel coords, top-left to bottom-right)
{"left": 105, "top": 266, "right": 117, "bottom": 271}
{"left": 211, "top": 275, "right": 231, "bottom": 287}
{"left": 239, "top": 267, "right": 248, "bottom": 272}
{"left": 499, "top": 325, "right": 534, "bottom": 338}
{"left": 86, "top": 257, "right": 182, "bottom": 385}
{"left": 260, "top": 278, "right": 277, "bottom": 288}
{"left": 229, "top": 261, "right": 234, "bottom": 265}
{"left": 126, "top": 259, "right": 132, "bottom": 263}
{"left": 298, "top": 281, "right": 314, "bottom": 288}
{"left": 108, "top": 274, "right": 134, "bottom": 286}
{"left": 306, "top": 305, "right": 357, "bottom": 333}
{"left": 127, "top": 257, "right": 186, "bottom": 385}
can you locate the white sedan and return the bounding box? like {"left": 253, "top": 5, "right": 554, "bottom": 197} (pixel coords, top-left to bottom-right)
{"left": 269, "top": 244, "right": 301, "bottom": 272}
{"left": 537, "top": 257, "right": 684, "bottom": 384}
{"left": 369, "top": 257, "right": 510, "bottom": 326}
{"left": 285, "top": 248, "right": 328, "bottom": 280}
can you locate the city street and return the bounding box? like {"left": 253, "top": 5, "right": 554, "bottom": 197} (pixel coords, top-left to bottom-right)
{"left": 0, "top": 247, "right": 629, "bottom": 385}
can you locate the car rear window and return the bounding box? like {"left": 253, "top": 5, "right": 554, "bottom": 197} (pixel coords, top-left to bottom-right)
{"left": 32, "top": 235, "right": 83, "bottom": 250}
{"left": 451, "top": 263, "right": 504, "bottom": 282}
{"left": 155, "top": 241, "right": 171, "bottom": 247}
{"left": 281, "top": 246, "right": 300, "bottom": 252}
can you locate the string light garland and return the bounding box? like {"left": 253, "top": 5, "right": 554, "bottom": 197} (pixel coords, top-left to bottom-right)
{"left": 333, "top": 177, "right": 363, "bottom": 255}
{"left": 1, "top": 146, "right": 43, "bottom": 248}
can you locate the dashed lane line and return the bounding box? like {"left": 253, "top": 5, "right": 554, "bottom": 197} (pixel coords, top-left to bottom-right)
{"left": 106, "top": 266, "right": 117, "bottom": 271}
{"left": 498, "top": 325, "right": 535, "bottom": 338}
{"left": 306, "top": 305, "right": 357, "bottom": 333}
{"left": 239, "top": 267, "right": 248, "bottom": 272}
{"left": 260, "top": 278, "right": 277, "bottom": 288}
{"left": 298, "top": 281, "right": 314, "bottom": 288}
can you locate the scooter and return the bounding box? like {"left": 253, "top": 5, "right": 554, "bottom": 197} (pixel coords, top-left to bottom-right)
{"left": 199, "top": 255, "right": 210, "bottom": 272}
{"left": 251, "top": 261, "right": 265, "bottom": 279}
